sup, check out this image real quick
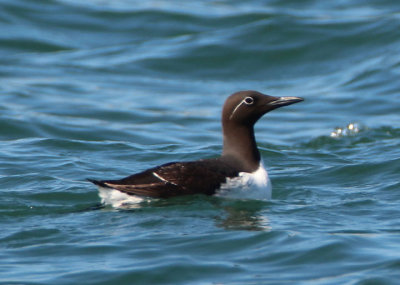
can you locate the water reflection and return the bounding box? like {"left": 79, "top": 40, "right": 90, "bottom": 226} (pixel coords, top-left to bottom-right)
{"left": 84, "top": 196, "right": 271, "bottom": 231}
{"left": 215, "top": 200, "right": 271, "bottom": 231}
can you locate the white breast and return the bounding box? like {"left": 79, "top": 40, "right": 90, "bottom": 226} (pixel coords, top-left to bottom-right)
{"left": 215, "top": 162, "right": 272, "bottom": 200}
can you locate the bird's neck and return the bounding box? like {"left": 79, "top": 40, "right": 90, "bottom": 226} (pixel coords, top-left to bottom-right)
{"left": 221, "top": 122, "right": 260, "bottom": 172}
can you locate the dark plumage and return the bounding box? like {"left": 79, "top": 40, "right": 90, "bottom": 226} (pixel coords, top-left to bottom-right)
{"left": 89, "top": 157, "right": 239, "bottom": 198}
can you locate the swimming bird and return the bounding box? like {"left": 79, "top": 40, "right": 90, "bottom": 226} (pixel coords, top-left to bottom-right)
{"left": 88, "top": 91, "right": 303, "bottom": 206}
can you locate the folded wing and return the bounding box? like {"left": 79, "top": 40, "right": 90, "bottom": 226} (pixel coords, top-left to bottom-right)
{"left": 89, "top": 159, "right": 238, "bottom": 198}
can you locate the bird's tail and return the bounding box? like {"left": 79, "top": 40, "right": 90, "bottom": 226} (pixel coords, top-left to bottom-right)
{"left": 86, "top": 179, "right": 110, "bottom": 188}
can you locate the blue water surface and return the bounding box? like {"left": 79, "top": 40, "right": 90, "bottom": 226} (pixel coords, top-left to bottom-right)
{"left": 1, "top": 0, "right": 400, "bottom": 284}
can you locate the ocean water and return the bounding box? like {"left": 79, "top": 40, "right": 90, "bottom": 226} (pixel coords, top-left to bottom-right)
{"left": 1, "top": 0, "right": 400, "bottom": 284}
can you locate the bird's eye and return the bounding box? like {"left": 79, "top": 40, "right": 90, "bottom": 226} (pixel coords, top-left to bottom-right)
{"left": 244, "top": 97, "right": 254, "bottom": 105}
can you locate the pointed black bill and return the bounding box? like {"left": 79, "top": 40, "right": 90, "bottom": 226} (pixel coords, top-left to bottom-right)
{"left": 268, "top": 96, "right": 304, "bottom": 108}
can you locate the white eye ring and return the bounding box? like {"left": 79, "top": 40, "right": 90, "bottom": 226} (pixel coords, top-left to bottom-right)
{"left": 244, "top": 97, "right": 254, "bottom": 105}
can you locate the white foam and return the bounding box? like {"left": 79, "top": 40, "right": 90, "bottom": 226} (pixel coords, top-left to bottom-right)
{"left": 98, "top": 187, "right": 145, "bottom": 208}
{"left": 215, "top": 162, "right": 272, "bottom": 200}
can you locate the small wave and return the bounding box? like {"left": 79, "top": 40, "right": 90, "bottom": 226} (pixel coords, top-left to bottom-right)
{"left": 329, "top": 124, "right": 400, "bottom": 140}
{"left": 302, "top": 124, "right": 399, "bottom": 150}
{"left": 330, "top": 122, "right": 361, "bottom": 138}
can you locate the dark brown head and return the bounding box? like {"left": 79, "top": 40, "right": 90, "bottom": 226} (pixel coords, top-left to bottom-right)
{"left": 222, "top": 90, "right": 303, "bottom": 127}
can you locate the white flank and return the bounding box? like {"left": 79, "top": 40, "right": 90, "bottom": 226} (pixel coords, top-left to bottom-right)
{"left": 215, "top": 162, "right": 272, "bottom": 200}
{"left": 98, "top": 187, "right": 145, "bottom": 208}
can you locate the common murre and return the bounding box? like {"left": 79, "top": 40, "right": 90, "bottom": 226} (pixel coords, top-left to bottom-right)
{"left": 88, "top": 91, "right": 303, "bottom": 206}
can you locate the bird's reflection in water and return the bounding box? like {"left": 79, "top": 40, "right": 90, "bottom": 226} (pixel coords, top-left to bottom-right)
{"left": 83, "top": 196, "right": 271, "bottom": 232}
{"left": 215, "top": 200, "right": 271, "bottom": 231}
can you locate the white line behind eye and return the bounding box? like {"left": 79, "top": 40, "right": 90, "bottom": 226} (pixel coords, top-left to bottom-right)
{"left": 229, "top": 99, "right": 246, "bottom": 120}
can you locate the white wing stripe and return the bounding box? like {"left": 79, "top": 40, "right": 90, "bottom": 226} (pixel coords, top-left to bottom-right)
{"left": 153, "top": 172, "right": 178, "bottom": 186}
